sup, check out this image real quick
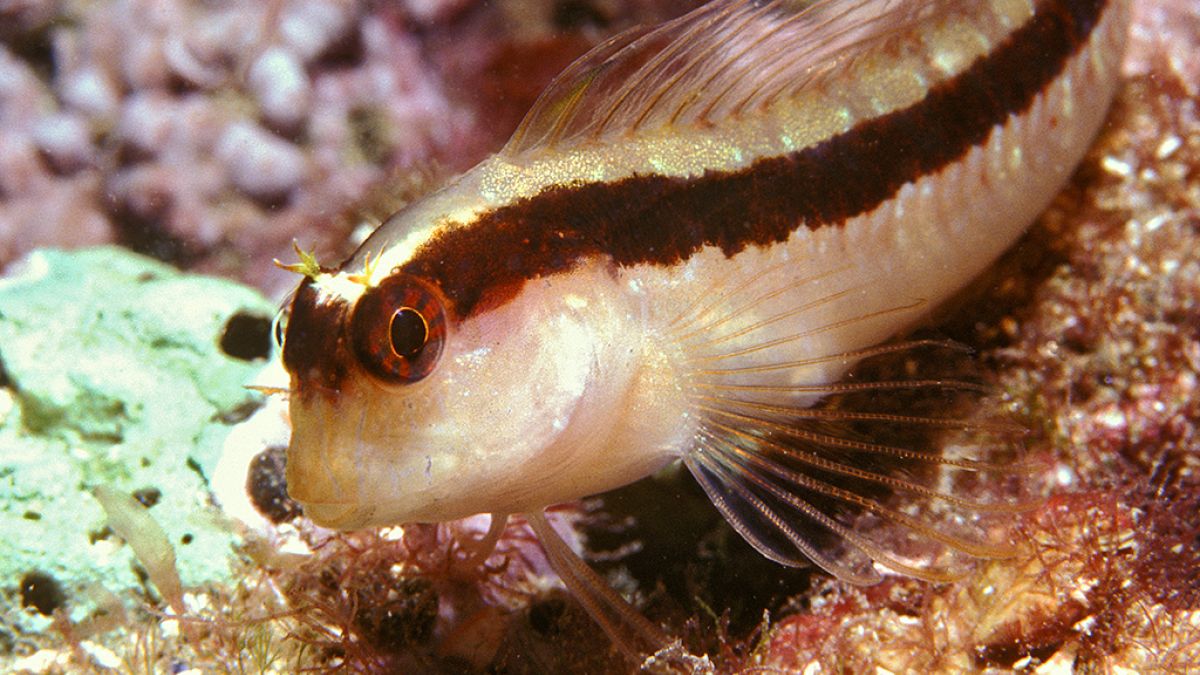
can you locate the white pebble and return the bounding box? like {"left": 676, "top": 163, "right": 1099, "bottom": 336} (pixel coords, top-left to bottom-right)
{"left": 215, "top": 121, "right": 307, "bottom": 199}
{"left": 1155, "top": 135, "right": 1182, "bottom": 160}
{"left": 120, "top": 37, "right": 171, "bottom": 90}
{"left": 117, "top": 92, "right": 176, "bottom": 154}
{"left": 279, "top": 0, "right": 355, "bottom": 63}
{"left": 12, "top": 648, "right": 69, "bottom": 672}
{"left": 164, "top": 34, "right": 225, "bottom": 89}
{"left": 0, "top": 133, "right": 49, "bottom": 194}
{"left": 0, "top": 48, "right": 54, "bottom": 125}
{"left": 80, "top": 641, "right": 121, "bottom": 669}
{"left": 59, "top": 67, "right": 120, "bottom": 120}
{"left": 404, "top": 0, "right": 474, "bottom": 24}
{"left": 248, "top": 45, "right": 311, "bottom": 129}
{"left": 32, "top": 112, "right": 93, "bottom": 170}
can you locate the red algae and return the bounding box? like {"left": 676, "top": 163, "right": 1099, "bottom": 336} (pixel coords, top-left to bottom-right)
{"left": 270, "top": 510, "right": 633, "bottom": 673}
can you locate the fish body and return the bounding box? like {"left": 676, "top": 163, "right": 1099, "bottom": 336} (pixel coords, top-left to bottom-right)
{"left": 282, "top": 0, "right": 1128, "bottom": 584}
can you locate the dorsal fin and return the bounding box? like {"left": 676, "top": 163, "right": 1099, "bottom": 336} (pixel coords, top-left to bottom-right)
{"left": 502, "top": 0, "right": 954, "bottom": 156}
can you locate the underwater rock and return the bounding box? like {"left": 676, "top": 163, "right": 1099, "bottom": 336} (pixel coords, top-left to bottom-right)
{"left": 0, "top": 247, "right": 274, "bottom": 638}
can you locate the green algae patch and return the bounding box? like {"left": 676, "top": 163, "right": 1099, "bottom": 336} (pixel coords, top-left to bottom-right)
{"left": 0, "top": 247, "right": 275, "bottom": 636}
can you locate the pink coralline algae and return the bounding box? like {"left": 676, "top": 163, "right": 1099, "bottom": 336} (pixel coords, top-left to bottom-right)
{"left": 0, "top": 0, "right": 481, "bottom": 294}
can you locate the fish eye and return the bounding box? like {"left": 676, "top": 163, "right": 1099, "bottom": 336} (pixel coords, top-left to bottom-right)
{"left": 349, "top": 275, "right": 446, "bottom": 384}
{"left": 389, "top": 307, "right": 428, "bottom": 358}
{"left": 272, "top": 308, "right": 288, "bottom": 349}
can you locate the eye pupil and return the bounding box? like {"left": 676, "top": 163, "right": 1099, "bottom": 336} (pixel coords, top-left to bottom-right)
{"left": 349, "top": 274, "right": 445, "bottom": 384}
{"left": 389, "top": 307, "right": 428, "bottom": 359}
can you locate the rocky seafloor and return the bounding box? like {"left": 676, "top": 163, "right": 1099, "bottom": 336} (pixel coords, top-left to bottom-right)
{"left": 1, "top": 0, "right": 1198, "bottom": 673}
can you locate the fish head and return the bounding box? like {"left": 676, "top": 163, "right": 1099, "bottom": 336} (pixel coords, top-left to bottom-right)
{"left": 279, "top": 259, "right": 665, "bottom": 529}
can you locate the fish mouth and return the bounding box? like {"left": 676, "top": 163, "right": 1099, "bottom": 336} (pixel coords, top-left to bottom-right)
{"left": 285, "top": 392, "right": 441, "bottom": 529}
{"left": 284, "top": 393, "right": 369, "bottom": 516}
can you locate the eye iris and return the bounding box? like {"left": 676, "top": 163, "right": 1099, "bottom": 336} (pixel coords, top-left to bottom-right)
{"left": 389, "top": 307, "right": 428, "bottom": 359}
{"left": 348, "top": 273, "right": 446, "bottom": 385}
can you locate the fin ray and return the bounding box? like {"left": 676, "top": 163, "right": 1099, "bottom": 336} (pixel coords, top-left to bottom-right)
{"left": 686, "top": 448, "right": 881, "bottom": 583}
{"left": 694, "top": 338, "right": 972, "bottom": 377}
{"left": 683, "top": 338, "right": 1031, "bottom": 583}
{"left": 683, "top": 297, "right": 928, "bottom": 364}
{"left": 695, "top": 377, "right": 990, "bottom": 395}
{"left": 699, "top": 429, "right": 996, "bottom": 577}
{"left": 502, "top": 0, "right": 957, "bottom": 156}
{"left": 699, "top": 416, "right": 1028, "bottom": 514}
{"left": 526, "top": 512, "right": 671, "bottom": 660}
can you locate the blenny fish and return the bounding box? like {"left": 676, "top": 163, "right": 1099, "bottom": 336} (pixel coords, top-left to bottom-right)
{"left": 280, "top": 0, "right": 1127, "bottom": 659}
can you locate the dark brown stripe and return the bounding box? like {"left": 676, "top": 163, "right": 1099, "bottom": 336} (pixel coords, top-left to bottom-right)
{"left": 391, "top": 0, "right": 1109, "bottom": 319}
{"left": 283, "top": 279, "right": 352, "bottom": 398}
